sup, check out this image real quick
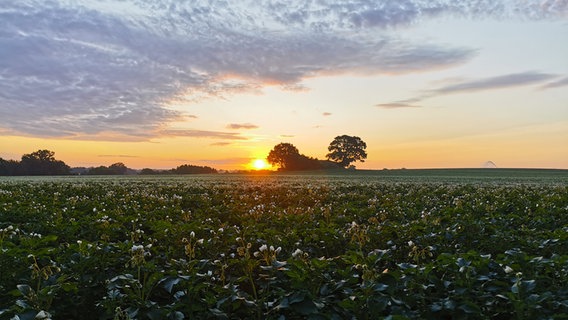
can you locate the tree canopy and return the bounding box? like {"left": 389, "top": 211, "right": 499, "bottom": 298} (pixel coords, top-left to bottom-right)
{"left": 18, "top": 149, "right": 70, "bottom": 175}
{"left": 267, "top": 143, "right": 300, "bottom": 170}
{"left": 173, "top": 164, "right": 217, "bottom": 174}
{"left": 87, "top": 162, "right": 128, "bottom": 175}
{"left": 266, "top": 142, "right": 343, "bottom": 171}
{"left": 326, "top": 135, "right": 367, "bottom": 168}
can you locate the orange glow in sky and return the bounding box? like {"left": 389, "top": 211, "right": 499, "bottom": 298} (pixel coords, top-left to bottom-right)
{"left": 0, "top": 2, "right": 567, "bottom": 170}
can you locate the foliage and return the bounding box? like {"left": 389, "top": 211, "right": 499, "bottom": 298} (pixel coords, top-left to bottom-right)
{"left": 326, "top": 135, "right": 368, "bottom": 167}
{"left": 267, "top": 143, "right": 342, "bottom": 171}
{"left": 267, "top": 143, "right": 300, "bottom": 170}
{"left": 0, "top": 175, "right": 567, "bottom": 319}
{"left": 87, "top": 163, "right": 129, "bottom": 175}
{"left": 173, "top": 164, "right": 218, "bottom": 174}
{"left": 0, "top": 150, "right": 70, "bottom": 176}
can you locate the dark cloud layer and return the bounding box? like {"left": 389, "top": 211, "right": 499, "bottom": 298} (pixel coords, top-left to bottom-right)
{"left": 1, "top": 1, "right": 565, "bottom": 139}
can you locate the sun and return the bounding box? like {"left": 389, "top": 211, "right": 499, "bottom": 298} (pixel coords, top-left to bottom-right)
{"left": 251, "top": 158, "right": 270, "bottom": 170}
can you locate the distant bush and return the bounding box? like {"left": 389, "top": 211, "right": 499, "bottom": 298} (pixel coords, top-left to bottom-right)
{"left": 173, "top": 164, "right": 217, "bottom": 174}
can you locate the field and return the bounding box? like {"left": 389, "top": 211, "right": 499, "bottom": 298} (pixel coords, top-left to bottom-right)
{"left": 1, "top": 170, "right": 567, "bottom": 319}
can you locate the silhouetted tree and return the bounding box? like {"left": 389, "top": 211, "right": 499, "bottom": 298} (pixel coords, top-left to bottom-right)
{"left": 267, "top": 143, "right": 300, "bottom": 170}
{"left": 326, "top": 135, "right": 367, "bottom": 168}
{"left": 0, "top": 158, "right": 19, "bottom": 175}
{"left": 87, "top": 163, "right": 130, "bottom": 175}
{"left": 109, "top": 162, "right": 128, "bottom": 175}
{"left": 19, "top": 149, "right": 70, "bottom": 175}
{"left": 174, "top": 164, "right": 217, "bottom": 174}
{"left": 140, "top": 168, "right": 156, "bottom": 175}
{"left": 267, "top": 143, "right": 341, "bottom": 171}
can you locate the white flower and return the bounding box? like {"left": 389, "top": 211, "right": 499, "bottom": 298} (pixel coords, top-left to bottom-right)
{"left": 259, "top": 244, "right": 268, "bottom": 252}
{"left": 77, "top": 240, "right": 82, "bottom": 245}
{"left": 197, "top": 239, "right": 204, "bottom": 244}
{"left": 190, "top": 231, "right": 195, "bottom": 238}
{"left": 504, "top": 266, "right": 514, "bottom": 274}
{"left": 292, "top": 249, "right": 303, "bottom": 258}
{"left": 35, "top": 310, "right": 52, "bottom": 319}
{"left": 275, "top": 247, "right": 281, "bottom": 254}
{"left": 408, "top": 241, "right": 415, "bottom": 247}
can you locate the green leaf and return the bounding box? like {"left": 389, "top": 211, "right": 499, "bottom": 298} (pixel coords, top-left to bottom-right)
{"left": 522, "top": 280, "right": 536, "bottom": 293}
{"left": 397, "top": 263, "right": 417, "bottom": 270}
{"left": 16, "top": 284, "right": 32, "bottom": 296}
{"left": 289, "top": 292, "right": 306, "bottom": 304}
{"left": 292, "top": 299, "right": 318, "bottom": 316}
{"left": 275, "top": 297, "right": 290, "bottom": 310}
{"left": 459, "top": 302, "right": 481, "bottom": 314}
{"left": 15, "top": 311, "right": 37, "bottom": 320}
{"left": 368, "top": 296, "right": 389, "bottom": 313}
{"left": 373, "top": 283, "right": 389, "bottom": 292}
{"left": 511, "top": 283, "right": 519, "bottom": 294}
{"left": 457, "top": 258, "right": 470, "bottom": 268}
{"left": 160, "top": 276, "right": 183, "bottom": 294}
{"left": 208, "top": 309, "right": 227, "bottom": 319}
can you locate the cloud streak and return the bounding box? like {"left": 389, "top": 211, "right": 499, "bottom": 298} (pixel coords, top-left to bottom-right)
{"left": 377, "top": 71, "right": 561, "bottom": 108}
{"left": 226, "top": 123, "right": 259, "bottom": 130}
{"left": 0, "top": 1, "right": 565, "bottom": 139}
{"left": 159, "top": 129, "right": 247, "bottom": 140}
{"left": 541, "top": 76, "right": 568, "bottom": 89}
{"left": 376, "top": 103, "right": 421, "bottom": 109}
{"left": 431, "top": 72, "right": 558, "bottom": 95}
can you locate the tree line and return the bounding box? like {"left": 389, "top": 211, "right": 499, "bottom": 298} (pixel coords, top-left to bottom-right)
{"left": 0, "top": 150, "right": 217, "bottom": 176}
{"left": 0, "top": 135, "right": 367, "bottom": 175}
{"left": 266, "top": 135, "right": 367, "bottom": 171}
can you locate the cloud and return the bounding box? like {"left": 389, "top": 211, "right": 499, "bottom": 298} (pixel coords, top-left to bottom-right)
{"left": 159, "top": 129, "right": 247, "bottom": 140}
{"left": 0, "top": 1, "right": 565, "bottom": 139}
{"left": 226, "top": 123, "right": 259, "bottom": 130}
{"left": 541, "top": 76, "right": 568, "bottom": 89}
{"left": 376, "top": 103, "right": 421, "bottom": 109}
{"left": 322, "top": 112, "right": 332, "bottom": 116}
{"left": 431, "top": 72, "right": 558, "bottom": 95}
{"left": 210, "top": 142, "right": 232, "bottom": 147}
{"left": 377, "top": 71, "right": 560, "bottom": 108}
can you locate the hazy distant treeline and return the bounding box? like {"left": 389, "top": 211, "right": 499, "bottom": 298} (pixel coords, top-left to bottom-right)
{"left": 0, "top": 149, "right": 217, "bottom": 176}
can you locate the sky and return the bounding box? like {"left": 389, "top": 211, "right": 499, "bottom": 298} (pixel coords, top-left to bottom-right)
{"left": 1, "top": 0, "right": 567, "bottom": 170}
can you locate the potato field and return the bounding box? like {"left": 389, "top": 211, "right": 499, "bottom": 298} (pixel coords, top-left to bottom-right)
{"left": 0, "top": 173, "right": 567, "bottom": 319}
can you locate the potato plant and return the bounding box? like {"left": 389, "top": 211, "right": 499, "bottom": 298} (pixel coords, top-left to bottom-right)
{"left": 0, "top": 175, "right": 567, "bottom": 319}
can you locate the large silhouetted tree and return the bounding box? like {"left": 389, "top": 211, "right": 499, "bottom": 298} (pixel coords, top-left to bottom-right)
{"left": 267, "top": 143, "right": 300, "bottom": 170}
{"left": 326, "top": 135, "right": 367, "bottom": 168}
{"left": 19, "top": 149, "right": 70, "bottom": 175}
